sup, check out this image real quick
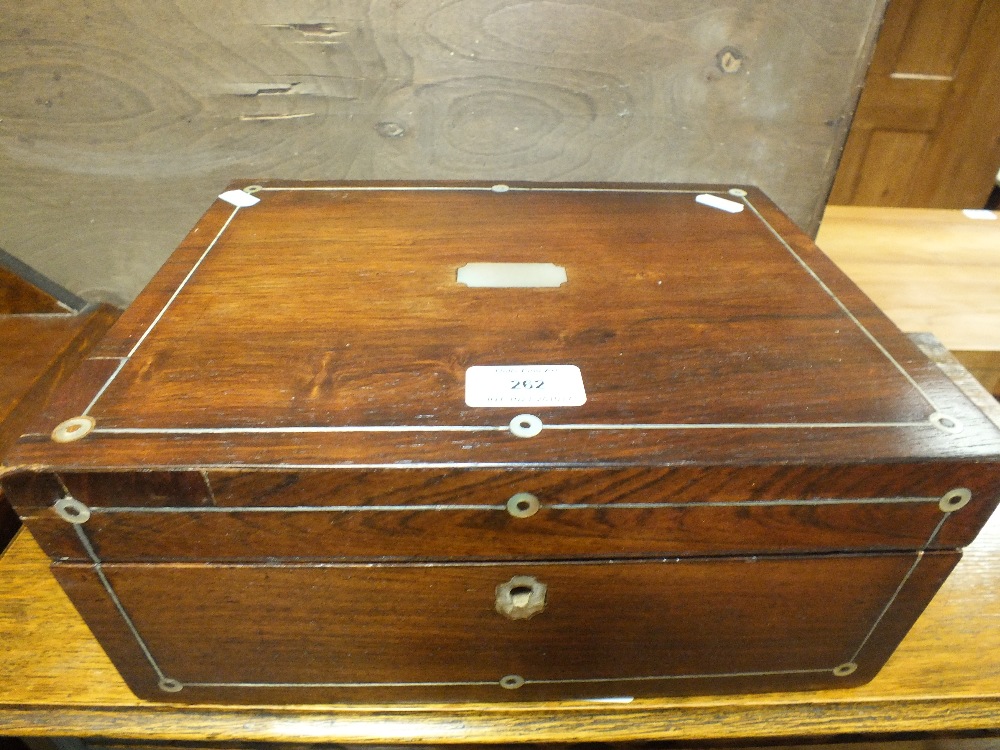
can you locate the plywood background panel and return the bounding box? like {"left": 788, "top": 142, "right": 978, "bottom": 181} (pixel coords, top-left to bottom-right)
{"left": 0, "top": 0, "right": 886, "bottom": 303}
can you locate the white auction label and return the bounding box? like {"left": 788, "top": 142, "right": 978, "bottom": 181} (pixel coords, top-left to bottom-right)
{"left": 465, "top": 365, "right": 587, "bottom": 407}
{"left": 218, "top": 189, "right": 261, "bottom": 208}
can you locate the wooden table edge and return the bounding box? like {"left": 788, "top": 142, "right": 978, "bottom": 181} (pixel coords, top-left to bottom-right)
{"left": 2, "top": 697, "right": 1000, "bottom": 742}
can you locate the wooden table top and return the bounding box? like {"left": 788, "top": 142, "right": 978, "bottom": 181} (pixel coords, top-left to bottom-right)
{"left": 817, "top": 206, "right": 1000, "bottom": 352}
{"left": 2, "top": 205, "right": 999, "bottom": 742}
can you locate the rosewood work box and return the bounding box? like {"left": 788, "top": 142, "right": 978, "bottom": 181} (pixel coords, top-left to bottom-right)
{"left": 4, "top": 182, "right": 1000, "bottom": 704}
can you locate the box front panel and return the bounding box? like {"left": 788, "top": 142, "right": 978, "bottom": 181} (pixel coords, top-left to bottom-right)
{"left": 53, "top": 551, "right": 958, "bottom": 703}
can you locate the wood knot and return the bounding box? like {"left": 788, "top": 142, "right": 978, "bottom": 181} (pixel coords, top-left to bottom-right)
{"left": 716, "top": 47, "right": 745, "bottom": 74}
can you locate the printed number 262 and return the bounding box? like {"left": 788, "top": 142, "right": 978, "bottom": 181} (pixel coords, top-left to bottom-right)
{"left": 511, "top": 380, "right": 544, "bottom": 390}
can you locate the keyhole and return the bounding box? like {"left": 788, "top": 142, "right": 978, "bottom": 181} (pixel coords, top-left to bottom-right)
{"left": 510, "top": 585, "right": 534, "bottom": 607}
{"left": 496, "top": 575, "right": 547, "bottom": 619}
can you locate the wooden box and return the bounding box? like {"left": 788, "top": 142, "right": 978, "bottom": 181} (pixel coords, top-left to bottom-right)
{"left": 4, "top": 182, "right": 1000, "bottom": 704}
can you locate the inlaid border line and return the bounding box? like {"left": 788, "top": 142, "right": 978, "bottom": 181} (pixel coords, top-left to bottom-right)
{"left": 526, "top": 667, "right": 830, "bottom": 685}
{"left": 81, "top": 205, "right": 243, "bottom": 417}
{"left": 848, "top": 551, "right": 924, "bottom": 663}
{"left": 72, "top": 525, "right": 168, "bottom": 682}
{"left": 742, "top": 196, "right": 941, "bottom": 414}
{"left": 848, "top": 513, "right": 949, "bottom": 664}
{"left": 200, "top": 469, "right": 217, "bottom": 505}
{"left": 31, "top": 460, "right": 953, "bottom": 471}
{"left": 923, "top": 514, "right": 950, "bottom": 548}
{"left": 84, "top": 421, "right": 931, "bottom": 436}
{"left": 254, "top": 186, "right": 710, "bottom": 194}
{"left": 80, "top": 544, "right": 907, "bottom": 691}
{"left": 71, "top": 556, "right": 925, "bottom": 570}
{"left": 93, "top": 425, "right": 505, "bottom": 434}
{"left": 542, "top": 421, "right": 928, "bottom": 430}
{"left": 88, "top": 496, "right": 939, "bottom": 514}
{"left": 185, "top": 679, "right": 499, "bottom": 688}
{"left": 94, "top": 504, "right": 508, "bottom": 514}
{"left": 76, "top": 186, "right": 940, "bottom": 429}
{"left": 183, "top": 666, "right": 831, "bottom": 690}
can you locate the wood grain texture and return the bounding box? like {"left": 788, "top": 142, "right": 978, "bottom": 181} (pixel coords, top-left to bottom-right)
{"left": 848, "top": 131, "right": 928, "bottom": 206}
{"left": 12, "top": 492, "right": 960, "bottom": 563}
{"left": 6, "top": 184, "right": 1000, "bottom": 470}
{"left": 0, "top": 302, "right": 117, "bottom": 549}
{"left": 910, "top": 334, "right": 1000, "bottom": 430}
{"left": 52, "top": 552, "right": 956, "bottom": 702}
{"left": 816, "top": 206, "right": 1000, "bottom": 351}
{"left": 0, "top": 247, "right": 87, "bottom": 313}
{"left": 0, "top": 317, "right": 86, "bottom": 440}
{"left": 3, "top": 185, "right": 1000, "bottom": 717}
{"left": 892, "top": 0, "right": 982, "bottom": 77}
{"left": 77, "top": 741, "right": 1000, "bottom": 750}
{"left": 0, "top": 507, "right": 998, "bottom": 739}
{"left": 951, "top": 351, "right": 1000, "bottom": 399}
{"left": 0, "top": 267, "right": 64, "bottom": 314}
{"left": 905, "top": 0, "right": 1000, "bottom": 208}
{"left": 829, "top": 0, "right": 1000, "bottom": 208}
{"left": 11, "top": 463, "right": 1000, "bottom": 563}
{"left": 0, "top": 0, "right": 887, "bottom": 304}
{"left": 0, "top": 305, "right": 119, "bottom": 457}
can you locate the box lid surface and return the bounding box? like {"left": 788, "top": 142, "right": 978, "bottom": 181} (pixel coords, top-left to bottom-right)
{"left": 8, "top": 182, "right": 1000, "bottom": 469}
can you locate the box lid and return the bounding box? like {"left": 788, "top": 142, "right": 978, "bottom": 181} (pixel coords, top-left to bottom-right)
{"left": 8, "top": 182, "right": 1000, "bottom": 469}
